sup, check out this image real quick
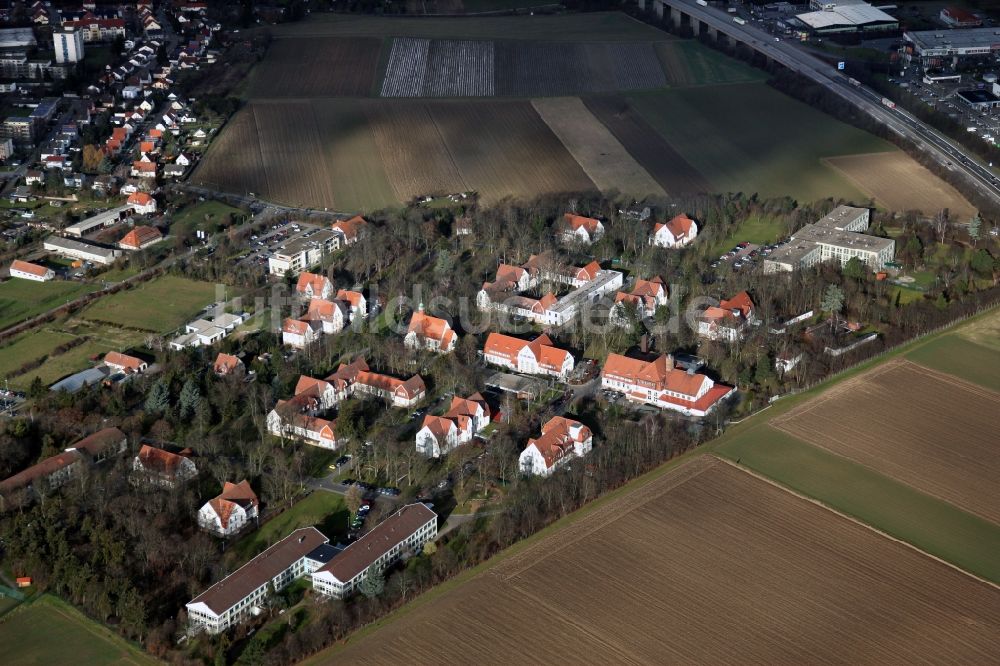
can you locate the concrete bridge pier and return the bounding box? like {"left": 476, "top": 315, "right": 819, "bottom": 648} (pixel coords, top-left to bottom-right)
{"left": 638, "top": 0, "right": 646, "bottom": 11}
{"left": 707, "top": 26, "right": 718, "bottom": 41}
{"left": 670, "top": 6, "right": 683, "bottom": 27}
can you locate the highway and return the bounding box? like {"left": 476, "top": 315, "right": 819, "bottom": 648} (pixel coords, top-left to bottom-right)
{"left": 667, "top": 0, "right": 1000, "bottom": 207}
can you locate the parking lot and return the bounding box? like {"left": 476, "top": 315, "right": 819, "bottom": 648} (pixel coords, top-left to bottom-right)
{"left": 710, "top": 241, "right": 780, "bottom": 272}
{"left": 235, "top": 217, "right": 326, "bottom": 269}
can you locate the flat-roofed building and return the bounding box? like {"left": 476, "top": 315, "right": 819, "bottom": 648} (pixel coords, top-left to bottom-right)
{"left": 903, "top": 27, "right": 1000, "bottom": 70}
{"left": 794, "top": 4, "right": 898, "bottom": 34}
{"left": 267, "top": 230, "right": 338, "bottom": 276}
{"left": 764, "top": 205, "right": 894, "bottom": 272}
{"left": 312, "top": 504, "right": 436, "bottom": 599}
{"left": 64, "top": 205, "right": 132, "bottom": 237}
{"left": 186, "top": 527, "right": 330, "bottom": 634}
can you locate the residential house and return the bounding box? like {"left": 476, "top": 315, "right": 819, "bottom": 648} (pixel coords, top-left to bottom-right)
{"left": 282, "top": 318, "right": 317, "bottom": 349}
{"left": 414, "top": 393, "right": 490, "bottom": 458}
{"left": 267, "top": 405, "right": 339, "bottom": 450}
{"left": 197, "top": 480, "right": 259, "bottom": 537}
{"left": 9, "top": 259, "right": 54, "bottom": 282}
{"left": 103, "top": 351, "right": 147, "bottom": 374}
{"left": 0, "top": 450, "right": 84, "bottom": 509}
{"left": 518, "top": 416, "right": 593, "bottom": 476}
{"left": 127, "top": 191, "right": 156, "bottom": 214}
{"left": 483, "top": 333, "right": 574, "bottom": 380}
{"left": 132, "top": 445, "right": 197, "bottom": 487}
{"left": 118, "top": 225, "right": 162, "bottom": 250}
{"left": 131, "top": 160, "right": 156, "bottom": 178}
{"left": 213, "top": 353, "right": 244, "bottom": 376}
{"left": 353, "top": 369, "right": 426, "bottom": 409}
{"left": 312, "top": 504, "right": 436, "bottom": 599}
{"left": 330, "top": 215, "right": 367, "bottom": 248}
{"left": 560, "top": 213, "right": 604, "bottom": 244}
{"left": 601, "top": 353, "right": 735, "bottom": 417}
{"left": 169, "top": 313, "right": 249, "bottom": 349}
{"left": 697, "top": 291, "right": 757, "bottom": 342}
{"left": 72, "top": 427, "right": 128, "bottom": 464}
{"left": 25, "top": 170, "right": 44, "bottom": 185}
{"left": 186, "top": 527, "right": 330, "bottom": 634}
{"left": 650, "top": 213, "right": 698, "bottom": 248}
{"left": 335, "top": 289, "right": 367, "bottom": 320}
{"left": 610, "top": 276, "right": 668, "bottom": 326}
{"left": 295, "top": 272, "right": 333, "bottom": 300}
{"left": 404, "top": 308, "right": 456, "bottom": 353}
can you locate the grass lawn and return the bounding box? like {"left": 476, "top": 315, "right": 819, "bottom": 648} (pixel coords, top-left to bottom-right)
{"left": 0, "top": 279, "right": 98, "bottom": 331}
{"left": 891, "top": 286, "right": 926, "bottom": 305}
{"left": 81, "top": 275, "right": 219, "bottom": 333}
{"left": 656, "top": 39, "right": 766, "bottom": 88}
{"left": 0, "top": 329, "right": 76, "bottom": 380}
{"left": 906, "top": 333, "right": 1000, "bottom": 392}
{"left": 229, "top": 492, "right": 348, "bottom": 564}
{"left": 628, "top": 83, "right": 895, "bottom": 202}
{"left": 170, "top": 200, "right": 245, "bottom": 236}
{"left": 708, "top": 214, "right": 786, "bottom": 256}
{"left": 98, "top": 264, "right": 142, "bottom": 283}
{"left": 0, "top": 595, "right": 157, "bottom": 665}
{"left": 714, "top": 425, "right": 1000, "bottom": 584}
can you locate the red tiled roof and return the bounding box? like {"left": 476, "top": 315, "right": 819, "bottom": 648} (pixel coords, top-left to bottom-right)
{"left": 720, "top": 291, "right": 754, "bottom": 318}
{"left": 119, "top": 226, "right": 162, "bottom": 249}
{"left": 421, "top": 414, "right": 456, "bottom": 442}
{"left": 655, "top": 213, "right": 695, "bottom": 239}
{"left": 295, "top": 272, "right": 330, "bottom": 296}
{"left": 213, "top": 353, "right": 243, "bottom": 374}
{"left": 563, "top": 213, "right": 601, "bottom": 234}
{"left": 331, "top": 215, "right": 367, "bottom": 242}
{"left": 135, "top": 444, "right": 191, "bottom": 478}
{"left": 528, "top": 416, "right": 590, "bottom": 470}
{"left": 283, "top": 318, "right": 310, "bottom": 336}
{"left": 10, "top": 259, "right": 50, "bottom": 278}
{"left": 127, "top": 191, "right": 153, "bottom": 206}
{"left": 407, "top": 311, "right": 455, "bottom": 349}
{"left": 335, "top": 289, "right": 364, "bottom": 309}
{"left": 73, "top": 427, "right": 126, "bottom": 458}
{"left": 104, "top": 351, "right": 145, "bottom": 372}
{"left": 0, "top": 450, "right": 82, "bottom": 496}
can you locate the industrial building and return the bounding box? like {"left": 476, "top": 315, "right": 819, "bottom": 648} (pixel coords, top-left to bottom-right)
{"left": 764, "top": 206, "right": 895, "bottom": 272}
{"left": 902, "top": 28, "right": 1000, "bottom": 70}
{"left": 794, "top": 2, "right": 898, "bottom": 34}
{"left": 956, "top": 89, "right": 1000, "bottom": 110}
{"left": 43, "top": 236, "right": 121, "bottom": 265}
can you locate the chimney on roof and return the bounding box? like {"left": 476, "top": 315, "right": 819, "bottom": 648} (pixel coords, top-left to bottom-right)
{"left": 298, "top": 536, "right": 305, "bottom": 543}
{"left": 687, "top": 366, "right": 695, "bottom": 375}
{"left": 640, "top": 334, "right": 649, "bottom": 354}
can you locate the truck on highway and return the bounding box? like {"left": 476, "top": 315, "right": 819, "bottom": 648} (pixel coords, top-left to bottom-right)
{"left": 733, "top": 16, "right": 746, "bottom": 24}
{"left": 881, "top": 97, "right": 896, "bottom": 109}
{"left": 848, "top": 77, "right": 861, "bottom": 87}
{"left": 696, "top": 0, "right": 708, "bottom": 5}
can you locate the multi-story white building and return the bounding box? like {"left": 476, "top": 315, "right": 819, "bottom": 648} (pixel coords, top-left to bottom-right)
{"left": 415, "top": 393, "right": 490, "bottom": 458}
{"left": 404, "top": 309, "right": 456, "bottom": 353}
{"left": 697, "top": 291, "right": 757, "bottom": 342}
{"left": 53, "top": 27, "right": 84, "bottom": 64}
{"left": 483, "top": 333, "right": 574, "bottom": 380}
{"left": 186, "top": 527, "right": 331, "bottom": 634}
{"left": 610, "top": 276, "right": 668, "bottom": 326}
{"left": 650, "top": 213, "right": 698, "bottom": 248}
{"left": 312, "top": 504, "right": 437, "bottom": 599}
{"left": 197, "top": 480, "right": 259, "bottom": 537}
{"left": 267, "top": 230, "right": 338, "bottom": 276}
{"left": 519, "top": 416, "right": 593, "bottom": 476}
{"left": 764, "top": 206, "right": 895, "bottom": 273}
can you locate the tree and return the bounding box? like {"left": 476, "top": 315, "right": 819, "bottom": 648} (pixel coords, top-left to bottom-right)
{"left": 344, "top": 484, "right": 363, "bottom": 517}
{"left": 970, "top": 249, "right": 995, "bottom": 277}
{"left": 144, "top": 380, "right": 170, "bottom": 414}
{"left": 968, "top": 214, "right": 982, "bottom": 245}
{"left": 358, "top": 568, "right": 384, "bottom": 599}
{"left": 820, "top": 284, "right": 844, "bottom": 317}
{"left": 842, "top": 256, "right": 866, "bottom": 280}
{"left": 81, "top": 145, "right": 103, "bottom": 173}
{"left": 178, "top": 378, "right": 201, "bottom": 420}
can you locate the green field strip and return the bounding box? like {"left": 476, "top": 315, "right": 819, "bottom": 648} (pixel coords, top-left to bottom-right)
{"left": 715, "top": 424, "right": 1000, "bottom": 585}
{"left": 906, "top": 333, "right": 1000, "bottom": 393}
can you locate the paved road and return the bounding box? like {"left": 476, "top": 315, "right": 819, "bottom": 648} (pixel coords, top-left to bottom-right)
{"left": 670, "top": 0, "right": 1000, "bottom": 207}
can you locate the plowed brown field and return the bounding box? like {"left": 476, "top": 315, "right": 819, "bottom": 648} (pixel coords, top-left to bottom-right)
{"left": 245, "top": 37, "right": 382, "bottom": 98}
{"left": 823, "top": 152, "right": 977, "bottom": 218}
{"left": 313, "top": 456, "right": 1000, "bottom": 665}
{"left": 772, "top": 358, "right": 1000, "bottom": 524}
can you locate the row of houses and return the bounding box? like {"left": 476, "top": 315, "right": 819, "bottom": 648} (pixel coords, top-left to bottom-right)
{"left": 186, "top": 503, "right": 438, "bottom": 635}
{"left": 559, "top": 211, "right": 700, "bottom": 249}
{"left": 282, "top": 272, "right": 369, "bottom": 349}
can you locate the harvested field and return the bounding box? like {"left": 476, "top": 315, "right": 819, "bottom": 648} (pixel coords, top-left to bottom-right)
{"left": 315, "top": 456, "right": 1000, "bottom": 664}
{"left": 245, "top": 37, "right": 381, "bottom": 98}
{"left": 254, "top": 102, "right": 337, "bottom": 208}
{"left": 191, "top": 107, "right": 267, "bottom": 199}
{"left": 366, "top": 101, "right": 467, "bottom": 201}
{"left": 429, "top": 100, "right": 597, "bottom": 203}
{"left": 584, "top": 95, "right": 711, "bottom": 195}
{"left": 772, "top": 358, "right": 1000, "bottom": 525}
{"left": 531, "top": 97, "right": 665, "bottom": 197}
{"left": 823, "top": 152, "right": 977, "bottom": 218}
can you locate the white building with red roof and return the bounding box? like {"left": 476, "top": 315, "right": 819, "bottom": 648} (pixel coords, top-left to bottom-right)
{"left": 267, "top": 400, "right": 340, "bottom": 450}
{"left": 483, "top": 333, "right": 574, "bottom": 379}
{"left": 132, "top": 445, "right": 197, "bottom": 487}
{"left": 404, "top": 308, "right": 456, "bottom": 353}
{"left": 611, "top": 276, "right": 668, "bottom": 326}
{"left": 282, "top": 317, "right": 317, "bottom": 349}
{"left": 519, "top": 416, "right": 593, "bottom": 476}
{"left": 213, "top": 353, "right": 244, "bottom": 376}
{"left": 9, "top": 259, "right": 54, "bottom": 282}
{"left": 330, "top": 215, "right": 368, "bottom": 248}
{"left": 295, "top": 272, "right": 333, "bottom": 300}
{"left": 560, "top": 213, "right": 604, "bottom": 245}
{"left": 118, "top": 225, "right": 162, "bottom": 250}
{"left": 601, "top": 353, "right": 734, "bottom": 416}
{"left": 103, "top": 351, "right": 147, "bottom": 374}
{"left": 697, "top": 291, "right": 757, "bottom": 342}
{"left": 650, "top": 213, "right": 698, "bottom": 248}
{"left": 126, "top": 191, "right": 156, "bottom": 215}
{"left": 335, "top": 289, "right": 367, "bottom": 320}
{"left": 197, "top": 480, "right": 259, "bottom": 537}
{"left": 415, "top": 393, "right": 490, "bottom": 457}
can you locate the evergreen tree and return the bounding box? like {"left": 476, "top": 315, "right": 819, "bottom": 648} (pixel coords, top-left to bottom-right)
{"left": 144, "top": 380, "right": 170, "bottom": 414}
{"left": 359, "top": 568, "right": 385, "bottom": 599}
{"left": 178, "top": 378, "right": 201, "bottom": 420}
{"left": 968, "top": 214, "right": 982, "bottom": 245}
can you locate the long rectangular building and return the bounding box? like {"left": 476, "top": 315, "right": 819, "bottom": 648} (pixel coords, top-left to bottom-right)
{"left": 186, "top": 527, "right": 330, "bottom": 635}
{"left": 312, "top": 503, "right": 436, "bottom": 599}
{"left": 43, "top": 235, "right": 121, "bottom": 265}
{"left": 764, "top": 205, "right": 894, "bottom": 272}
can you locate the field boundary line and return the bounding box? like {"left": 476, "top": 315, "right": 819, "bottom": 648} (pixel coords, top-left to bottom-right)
{"left": 490, "top": 456, "right": 716, "bottom": 581}
{"left": 716, "top": 456, "right": 1000, "bottom": 593}
{"left": 897, "top": 357, "right": 1000, "bottom": 402}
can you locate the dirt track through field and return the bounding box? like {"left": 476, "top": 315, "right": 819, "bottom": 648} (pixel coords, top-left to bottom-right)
{"left": 531, "top": 97, "right": 665, "bottom": 198}
{"left": 320, "top": 456, "right": 1000, "bottom": 665}
{"left": 773, "top": 358, "right": 1000, "bottom": 524}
